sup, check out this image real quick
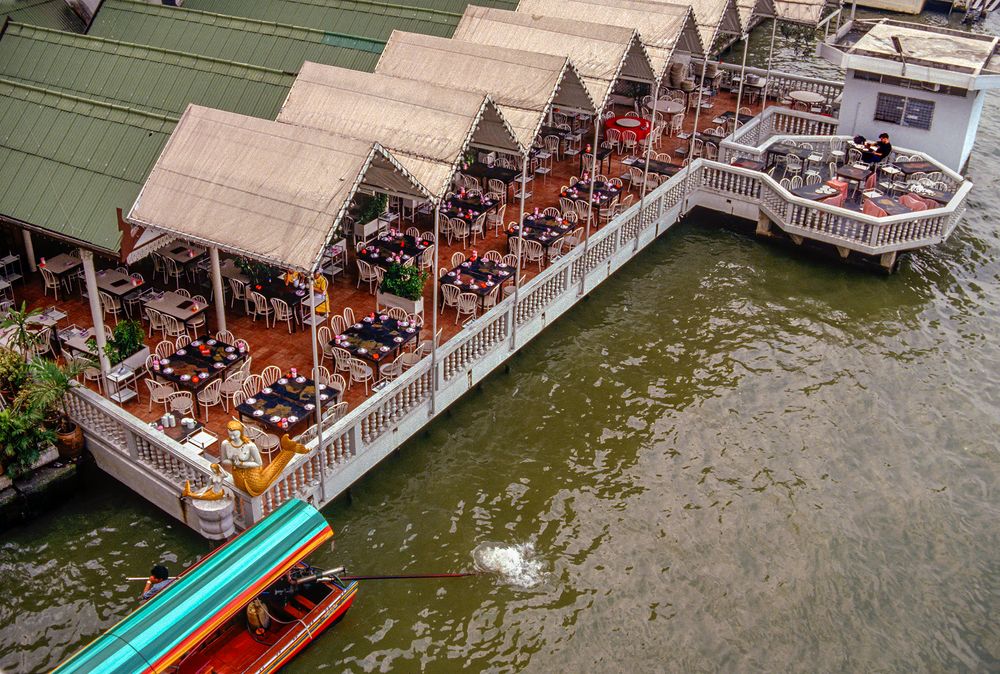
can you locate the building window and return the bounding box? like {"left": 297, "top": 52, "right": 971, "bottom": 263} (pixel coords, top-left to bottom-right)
{"left": 874, "top": 93, "right": 935, "bottom": 130}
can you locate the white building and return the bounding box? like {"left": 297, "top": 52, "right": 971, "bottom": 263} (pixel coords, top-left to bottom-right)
{"left": 820, "top": 19, "right": 1000, "bottom": 172}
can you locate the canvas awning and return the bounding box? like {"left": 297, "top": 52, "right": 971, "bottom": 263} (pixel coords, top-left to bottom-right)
{"left": 517, "top": 0, "right": 704, "bottom": 77}
{"left": 375, "top": 30, "right": 597, "bottom": 148}
{"left": 277, "top": 62, "right": 524, "bottom": 200}
{"left": 54, "top": 500, "right": 334, "bottom": 674}
{"left": 737, "top": 0, "right": 778, "bottom": 27}
{"left": 127, "top": 104, "right": 430, "bottom": 273}
{"left": 775, "top": 0, "right": 839, "bottom": 25}
{"left": 453, "top": 6, "right": 656, "bottom": 111}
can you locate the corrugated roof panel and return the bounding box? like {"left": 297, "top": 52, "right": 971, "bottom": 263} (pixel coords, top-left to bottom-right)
{"left": 0, "top": 23, "right": 296, "bottom": 119}
{"left": 183, "top": 0, "right": 458, "bottom": 40}
{"left": 90, "top": 0, "right": 383, "bottom": 73}
{"left": 399, "top": 0, "right": 517, "bottom": 10}
{"left": 0, "top": 79, "right": 175, "bottom": 252}
{"left": 0, "top": 0, "right": 86, "bottom": 32}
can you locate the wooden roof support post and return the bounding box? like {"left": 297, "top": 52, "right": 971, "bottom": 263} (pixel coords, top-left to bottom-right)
{"left": 209, "top": 246, "right": 226, "bottom": 334}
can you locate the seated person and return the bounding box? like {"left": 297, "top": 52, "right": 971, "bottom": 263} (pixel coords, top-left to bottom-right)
{"left": 860, "top": 133, "right": 892, "bottom": 165}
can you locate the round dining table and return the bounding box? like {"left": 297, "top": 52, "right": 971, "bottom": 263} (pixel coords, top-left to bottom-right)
{"left": 647, "top": 100, "right": 684, "bottom": 116}
{"left": 603, "top": 116, "right": 652, "bottom": 141}
{"left": 788, "top": 90, "right": 825, "bottom": 105}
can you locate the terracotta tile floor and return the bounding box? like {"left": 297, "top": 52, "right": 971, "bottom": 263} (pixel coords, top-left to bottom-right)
{"left": 4, "top": 92, "right": 771, "bottom": 466}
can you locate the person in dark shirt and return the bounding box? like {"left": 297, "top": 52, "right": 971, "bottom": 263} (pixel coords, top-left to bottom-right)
{"left": 861, "top": 133, "right": 892, "bottom": 164}
{"left": 140, "top": 565, "right": 173, "bottom": 602}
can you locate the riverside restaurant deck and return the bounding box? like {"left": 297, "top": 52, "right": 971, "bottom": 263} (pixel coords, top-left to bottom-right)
{"left": 0, "top": 6, "right": 981, "bottom": 534}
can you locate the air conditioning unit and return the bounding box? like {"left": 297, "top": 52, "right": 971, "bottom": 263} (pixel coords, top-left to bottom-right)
{"left": 924, "top": 82, "right": 941, "bottom": 92}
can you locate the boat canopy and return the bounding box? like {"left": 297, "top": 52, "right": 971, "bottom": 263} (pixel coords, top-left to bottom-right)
{"left": 54, "top": 499, "right": 333, "bottom": 674}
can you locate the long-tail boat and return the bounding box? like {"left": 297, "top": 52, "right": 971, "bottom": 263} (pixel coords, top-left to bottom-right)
{"left": 53, "top": 499, "right": 357, "bottom": 673}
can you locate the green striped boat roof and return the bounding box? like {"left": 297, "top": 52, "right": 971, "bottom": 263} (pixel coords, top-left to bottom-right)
{"left": 53, "top": 499, "right": 333, "bottom": 674}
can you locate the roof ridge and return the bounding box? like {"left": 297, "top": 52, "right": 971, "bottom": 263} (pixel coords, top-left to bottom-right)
{"left": 6, "top": 21, "right": 295, "bottom": 79}
{"left": 0, "top": 76, "right": 179, "bottom": 126}
{"left": 105, "top": 0, "right": 387, "bottom": 49}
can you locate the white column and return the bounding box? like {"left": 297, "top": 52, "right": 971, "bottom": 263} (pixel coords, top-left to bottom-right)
{"left": 22, "top": 230, "right": 36, "bottom": 272}
{"left": 80, "top": 250, "right": 110, "bottom": 384}
{"left": 308, "top": 290, "right": 327, "bottom": 501}
{"left": 209, "top": 246, "right": 226, "bottom": 334}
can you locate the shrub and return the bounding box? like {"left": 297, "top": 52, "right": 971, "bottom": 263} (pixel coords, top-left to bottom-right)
{"left": 102, "top": 319, "right": 145, "bottom": 365}
{"left": 379, "top": 263, "right": 428, "bottom": 301}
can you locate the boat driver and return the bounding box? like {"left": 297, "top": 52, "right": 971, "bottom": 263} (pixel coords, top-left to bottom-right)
{"left": 140, "top": 565, "right": 172, "bottom": 603}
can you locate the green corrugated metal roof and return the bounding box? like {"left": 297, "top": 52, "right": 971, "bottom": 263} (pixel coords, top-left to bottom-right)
{"left": 0, "top": 0, "right": 86, "bottom": 32}
{"left": 0, "top": 79, "right": 175, "bottom": 253}
{"left": 89, "top": 0, "right": 383, "bottom": 74}
{"left": 0, "top": 22, "right": 295, "bottom": 118}
{"left": 183, "top": 0, "right": 458, "bottom": 40}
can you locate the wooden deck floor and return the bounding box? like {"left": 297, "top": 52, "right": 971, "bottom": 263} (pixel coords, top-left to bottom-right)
{"left": 2, "top": 91, "right": 769, "bottom": 467}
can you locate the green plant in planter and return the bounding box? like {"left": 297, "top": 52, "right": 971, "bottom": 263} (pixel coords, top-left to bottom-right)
{"left": 16, "top": 357, "right": 91, "bottom": 434}
{"left": 0, "top": 347, "right": 28, "bottom": 399}
{"left": 379, "top": 263, "right": 428, "bottom": 301}
{"left": 100, "top": 319, "right": 145, "bottom": 366}
{"left": 356, "top": 193, "right": 389, "bottom": 225}
{"left": 0, "top": 406, "right": 54, "bottom": 477}
{"left": 1, "top": 302, "right": 44, "bottom": 361}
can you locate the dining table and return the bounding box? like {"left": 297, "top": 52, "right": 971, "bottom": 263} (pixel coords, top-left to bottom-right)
{"left": 766, "top": 142, "right": 815, "bottom": 166}
{"left": 96, "top": 269, "right": 147, "bottom": 305}
{"left": 463, "top": 162, "right": 518, "bottom": 189}
{"left": 836, "top": 164, "right": 873, "bottom": 183}
{"left": 603, "top": 116, "right": 652, "bottom": 141}
{"left": 788, "top": 90, "right": 826, "bottom": 106}
{"left": 144, "top": 290, "right": 210, "bottom": 326}
{"left": 440, "top": 258, "right": 513, "bottom": 301}
{"left": 507, "top": 215, "right": 573, "bottom": 250}
{"left": 238, "top": 374, "right": 341, "bottom": 434}
{"left": 357, "top": 233, "right": 432, "bottom": 270}
{"left": 647, "top": 100, "right": 684, "bottom": 116}
{"left": 579, "top": 144, "right": 613, "bottom": 177}
{"left": 333, "top": 316, "right": 420, "bottom": 365}
{"left": 159, "top": 242, "right": 207, "bottom": 268}
{"left": 730, "top": 157, "right": 766, "bottom": 171}
{"left": 791, "top": 183, "right": 842, "bottom": 201}
{"left": 154, "top": 336, "right": 246, "bottom": 391}
{"left": 890, "top": 160, "right": 938, "bottom": 176}
{"left": 563, "top": 180, "right": 621, "bottom": 205}
{"left": 712, "top": 111, "right": 756, "bottom": 126}
{"left": 864, "top": 195, "right": 911, "bottom": 216}
{"left": 904, "top": 183, "right": 955, "bottom": 205}
{"left": 622, "top": 156, "right": 681, "bottom": 177}
{"left": 441, "top": 194, "right": 500, "bottom": 222}
{"left": 39, "top": 253, "right": 81, "bottom": 279}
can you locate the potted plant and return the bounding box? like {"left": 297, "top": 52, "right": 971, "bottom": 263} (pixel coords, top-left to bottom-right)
{"left": 0, "top": 405, "right": 55, "bottom": 478}
{"left": 17, "top": 357, "right": 90, "bottom": 459}
{"left": 354, "top": 193, "right": 389, "bottom": 240}
{"left": 376, "top": 263, "right": 428, "bottom": 315}
{"left": 0, "top": 347, "right": 28, "bottom": 402}
{"left": 234, "top": 257, "right": 273, "bottom": 287}
{"left": 94, "top": 319, "right": 149, "bottom": 371}
{"left": 1, "top": 302, "right": 44, "bottom": 361}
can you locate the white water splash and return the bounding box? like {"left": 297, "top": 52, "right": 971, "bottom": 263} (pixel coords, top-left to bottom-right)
{"left": 472, "top": 541, "right": 545, "bottom": 588}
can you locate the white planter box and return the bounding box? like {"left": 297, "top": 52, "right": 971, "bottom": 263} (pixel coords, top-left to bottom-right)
{"left": 376, "top": 291, "right": 423, "bottom": 316}
{"left": 122, "top": 346, "right": 151, "bottom": 371}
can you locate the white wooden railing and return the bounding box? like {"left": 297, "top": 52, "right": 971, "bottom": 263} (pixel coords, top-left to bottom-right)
{"left": 67, "top": 135, "right": 971, "bottom": 532}
{"left": 720, "top": 106, "right": 841, "bottom": 162}
{"left": 711, "top": 61, "right": 844, "bottom": 110}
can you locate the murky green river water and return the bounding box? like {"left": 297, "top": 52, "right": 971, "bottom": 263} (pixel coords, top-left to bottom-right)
{"left": 2, "top": 11, "right": 999, "bottom": 673}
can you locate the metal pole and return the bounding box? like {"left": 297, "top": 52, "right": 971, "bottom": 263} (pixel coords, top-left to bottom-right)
{"left": 209, "top": 246, "right": 226, "bottom": 333}
{"left": 308, "top": 286, "right": 326, "bottom": 501}
{"left": 515, "top": 154, "right": 528, "bottom": 288}
{"left": 639, "top": 78, "right": 661, "bottom": 208}
{"left": 734, "top": 34, "right": 749, "bottom": 129}
{"left": 682, "top": 57, "right": 711, "bottom": 213}
{"left": 429, "top": 207, "right": 439, "bottom": 414}
{"left": 763, "top": 18, "right": 778, "bottom": 115}
{"left": 579, "top": 120, "right": 599, "bottom": 295}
